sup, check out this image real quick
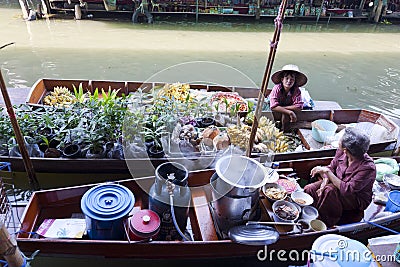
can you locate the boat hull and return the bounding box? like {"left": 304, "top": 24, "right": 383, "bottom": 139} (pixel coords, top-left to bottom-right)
{"left": 15, "top": 157, "right": 400, "bottom": 259}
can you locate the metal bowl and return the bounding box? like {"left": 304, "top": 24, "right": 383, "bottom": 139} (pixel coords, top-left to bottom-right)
{"left": 262, "top": 183, "right": 287, "bottom": 203}
{"left": 272, "top": 200, "right": 300, "bottom": 223}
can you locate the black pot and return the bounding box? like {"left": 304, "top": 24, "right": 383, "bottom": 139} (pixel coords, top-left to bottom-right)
{"left": 48, "top": 138, "right": 61, "bottom": 149}
{"left": 39, "top": 143, "right": 49, "bottom": 153}
{"left": 63, "top": 144, "right": 81, "bottom": 158}
{"left": 36, "top": 127, "right": 54, "bottom": 138}
{"left": 197, "top": 117, "right": 215, "bottom": 128}
{"left": 44, "top": 148, "right": 61, "bottom": 158}
{"left": 147, "top": 145, "right": 165, "bottom": 158}
{"left": 85, "top": 146, "right": 106, "bottom": 159}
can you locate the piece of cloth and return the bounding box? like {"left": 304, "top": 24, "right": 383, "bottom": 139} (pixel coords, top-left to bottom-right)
{"left": 304, "top": 149, "right": 376, "bottom": 228}
{"left": 269, "top": 83, "right": 303, "bottom": 110}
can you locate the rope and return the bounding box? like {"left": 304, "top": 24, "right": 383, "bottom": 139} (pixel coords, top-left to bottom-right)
{"left": 0, "top": 162, "right": 11, "bottom": 172}
{"left": 270, "top": 1, "right": 284, "bottom": 48}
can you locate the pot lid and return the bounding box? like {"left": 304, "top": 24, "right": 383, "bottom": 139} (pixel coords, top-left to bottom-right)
{"left": 81, "top": 183, "right": 135, "bottom": 221}
{"left": 228, "top": 224, "right": 280, "bottom": 246}
{"left": 130, "top": 209, "right": 160, "bottom": 234}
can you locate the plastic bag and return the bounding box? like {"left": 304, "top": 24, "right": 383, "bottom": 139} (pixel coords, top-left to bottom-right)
{"left": 374, "top": 158, "right": 399, "bottom": 182}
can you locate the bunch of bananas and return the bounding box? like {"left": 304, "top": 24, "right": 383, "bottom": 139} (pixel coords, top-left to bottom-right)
{"left": 226, "top": 124, "right": 251, "bottom": 149}
{"left": 258, "top": 117, "right": 289, "bottom": 153}
{"left": 157, "top": 82, "right": 192, "bottom": 102}
{"left": 226, "top": 116, "right": 289, "bottom": 153}
{"left": 43, "top": 86, "right": 77, "bottom": 107}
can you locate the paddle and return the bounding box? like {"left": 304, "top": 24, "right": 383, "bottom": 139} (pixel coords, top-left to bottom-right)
{"left": 362, "top": 219, "right": 400, "bottom": 235}
{"left": 0, "top": 66, "right": 41, "bottom": 191}
{"left": 246, "top": 0, "right": 289, "bottom": 157}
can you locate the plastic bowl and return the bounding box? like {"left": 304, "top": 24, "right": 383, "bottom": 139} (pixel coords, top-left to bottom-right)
{"left": 263, "top": 183, "right": 287, "bottom": 203}
{"left": 301, "top": 205, "right": 319, "bottom": 221}
{"left": 291, "top": 191, "right": 314, "bottom": 207}
{"left": 311, "top": 119, "right": 338, "bottom": 143}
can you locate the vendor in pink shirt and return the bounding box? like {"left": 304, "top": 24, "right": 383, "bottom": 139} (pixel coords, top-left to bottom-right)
{"left": 269, "top": 64, "right": 307, "bottom": 123}
{"left": 304, "top": 127, "right": 376, "bottom": 228}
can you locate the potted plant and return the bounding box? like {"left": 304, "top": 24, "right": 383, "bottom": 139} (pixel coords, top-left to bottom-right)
{"left": 141, "top": 125, "right": 167, "bottom": 158}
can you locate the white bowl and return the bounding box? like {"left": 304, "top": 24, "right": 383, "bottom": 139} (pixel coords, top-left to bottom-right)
{"left": 291, "top": 191, "right": 314, "bottom": 207}
{"left": 383, "top": 173, "right": 400, "bottom": 190}
{"left": 301, "top": 205, "right": 319, "bottom": 221}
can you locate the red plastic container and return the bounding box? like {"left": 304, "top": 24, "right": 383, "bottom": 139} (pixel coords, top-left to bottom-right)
{"left": 129, "top": 209, "right": 160, "bottom": 241}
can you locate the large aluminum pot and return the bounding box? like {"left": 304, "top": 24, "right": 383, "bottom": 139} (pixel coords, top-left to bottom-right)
{"left": 212, "top": 155, "right": 269, "bottom": 197}
{"left": 210, "top": 155, "right": 270, "bottom": 237}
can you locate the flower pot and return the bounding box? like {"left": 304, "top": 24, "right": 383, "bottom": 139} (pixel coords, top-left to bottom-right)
{"left": 36, "top": 127, "right": 54, "bottom": 139}
{"left": 147, "top": 145, "right": 164, "bottom": 158}
{"left": 63, "top": 144, "right": 81, "bottom": 158}
{"left": 48, "top": 138, "right": 61, "bottom": 149}
{"left": 197, "top": 117, "right": 215, "bottom": 128}
{"left": 85, "top": 146, "right": 106, "bottom": 159}
{"left": 44, "top": 147, "right": 61, "bottom": 158}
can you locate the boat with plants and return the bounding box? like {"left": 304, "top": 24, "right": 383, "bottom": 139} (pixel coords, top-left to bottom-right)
{"left": 15, "top": 155, "right": 400, "bottom": 260}
{"left": 0, "top": 78, "right": 398, "bottom": 189}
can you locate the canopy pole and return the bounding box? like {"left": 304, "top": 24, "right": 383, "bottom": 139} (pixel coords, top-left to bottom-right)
{"left": 246, "top": 0, "right": 288, "bottom": 158}
{"left": 0, "top": 69, "right": 40, "bottom": 191}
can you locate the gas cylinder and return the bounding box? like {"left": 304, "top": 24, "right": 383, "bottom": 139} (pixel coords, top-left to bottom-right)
{"left": 149, "top": 162, "right": 190, "bottom": 241}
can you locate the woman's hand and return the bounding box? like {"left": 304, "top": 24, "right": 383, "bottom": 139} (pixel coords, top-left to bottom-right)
{"left": 288, "top": 110, "right": 297, "bottom": 122}
{"left": 317, "top": 177, "right": 329, "bottom": 197}
{"left": 310, "top": 166, "right": 330, "bottom": 178}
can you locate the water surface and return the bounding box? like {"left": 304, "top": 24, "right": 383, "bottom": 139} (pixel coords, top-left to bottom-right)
{"left": 1, "top": 6, "right": 400, "bottom": 120}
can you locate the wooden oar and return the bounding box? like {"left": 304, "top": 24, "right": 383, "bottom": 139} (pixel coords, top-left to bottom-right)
{"left": 0, "top": 69, "right": 41, "bottom": 190}
{"left": 246, "top": 0, "right": 288, "bottom": 157}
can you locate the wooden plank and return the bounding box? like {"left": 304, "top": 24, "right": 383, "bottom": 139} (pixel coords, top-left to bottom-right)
{"left": 190, "top": 188, "right": 218, "bottom": 241}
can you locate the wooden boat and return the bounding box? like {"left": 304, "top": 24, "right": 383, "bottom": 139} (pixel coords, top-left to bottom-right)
{"left": 1, "top": 78, "right": 398, "bottom": 189}
{"left": 16, "top": 156, "right": 400, "bottom": 260}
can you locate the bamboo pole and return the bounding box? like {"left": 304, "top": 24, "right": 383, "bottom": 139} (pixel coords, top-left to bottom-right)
{"left": 246, "top": 0, "right": 288, "bottom": 157}
{"left": 0, "top": 221, "right": 25, "bottom": 267}
{"left": 0, "top": 69, "right": 41, "bottom": 191}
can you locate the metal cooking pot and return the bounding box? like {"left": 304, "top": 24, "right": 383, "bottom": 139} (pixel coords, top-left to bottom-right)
{"left": 210, "top": 155, "right": 270, "bottom": 237}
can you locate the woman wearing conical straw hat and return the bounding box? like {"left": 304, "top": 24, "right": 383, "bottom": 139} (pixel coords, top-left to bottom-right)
{"left": 269, "top": 64, "right": 308, "bottom": 124}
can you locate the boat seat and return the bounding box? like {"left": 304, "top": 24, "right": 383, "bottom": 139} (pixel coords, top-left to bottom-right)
{"left": 337, "top": 209, "right": 364, "bottom": 225}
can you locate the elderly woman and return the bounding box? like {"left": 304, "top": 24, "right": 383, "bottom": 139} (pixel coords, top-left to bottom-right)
{"left": 269, "top": 64, "right": 307, "bottom": 123}
{"left": 304, "top": 127, "right": 376, "bottom": 228}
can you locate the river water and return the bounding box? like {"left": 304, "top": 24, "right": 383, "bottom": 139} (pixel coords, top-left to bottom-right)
{"left": 1, "top": 4, "right": 400, "bottom": 119}
{"left": 1, "top": 5, "right": 400, "bottom": 266}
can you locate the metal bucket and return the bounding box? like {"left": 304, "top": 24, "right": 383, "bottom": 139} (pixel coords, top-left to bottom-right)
{"left": 81, "top": 183, "right": 135, "bottom": 240}
{"left": 210, "top": 155, "right": 269, "bottom": 237}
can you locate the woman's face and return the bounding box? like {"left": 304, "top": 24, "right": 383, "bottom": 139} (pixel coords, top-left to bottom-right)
{"left": 281, "top": 73, "right": 296, "bottom": 90}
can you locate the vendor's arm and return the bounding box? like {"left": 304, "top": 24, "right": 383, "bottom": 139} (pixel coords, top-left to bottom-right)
{"left": 311, "top": 166, "right": 341, "bottom": 189}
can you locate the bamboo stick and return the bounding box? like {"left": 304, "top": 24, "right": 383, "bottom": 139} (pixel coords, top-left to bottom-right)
{"left": 246, "top": 0, "right": 288, "bottom": 157}
{"left": 0, "top": 221, "right": 25, "bottom": 267}
{"left": 0, "top": 43, "right": 15, "bottom": 50}
{"left": 0, "top": 69, "right": 41, "bottom": 191}
{"left": 247, "top": 221, "right": 301, "bottom": 226}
